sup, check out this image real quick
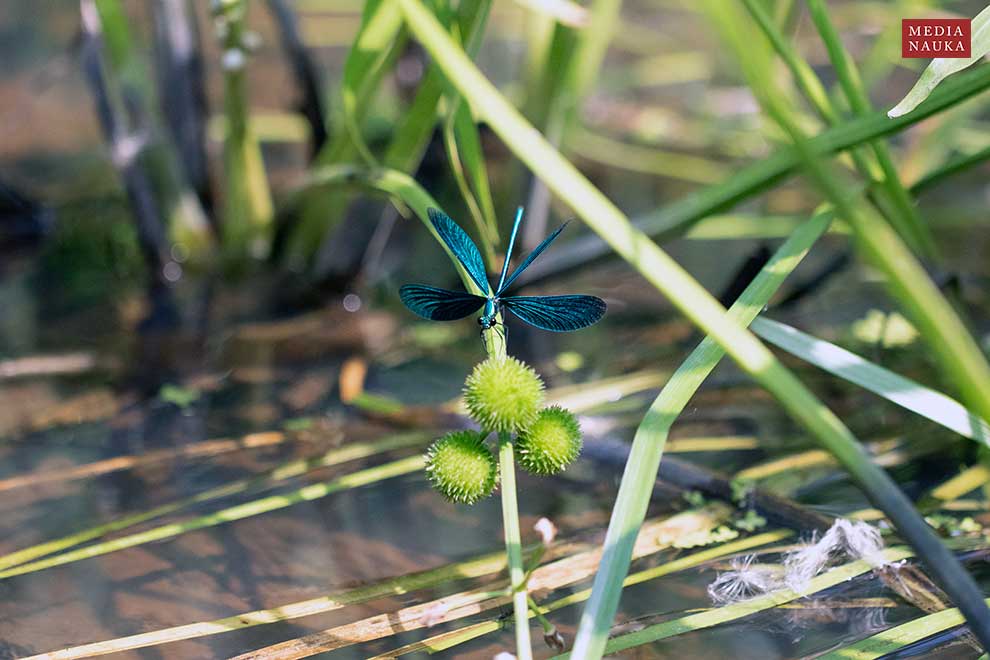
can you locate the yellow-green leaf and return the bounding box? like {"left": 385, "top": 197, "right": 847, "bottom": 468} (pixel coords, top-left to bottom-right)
{"left": 888, "top": 5, "right": 990, "bottom": 118}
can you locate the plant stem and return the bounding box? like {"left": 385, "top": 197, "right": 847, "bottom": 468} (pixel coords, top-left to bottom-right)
{"left": 514, "top": 65, "right": 990, "bottom": 286}
{"left": 499, "top": 432, "right": 533, "bottom": 660}
{"left": 88, "top": 0, "right": 212, "bottom": 264}
{"left": 484, "top": 321, "right": 532, "bottom": 659}
{"left": 804, "top": 0, "right": 937, "bottom": 258}
{"left": 701, "top": 0, "right": 990, "bottom": 646}
{"left": 216, "top": 0, "right": 273, "bottom": 261}
{"left": 741, "top": 0, "right": 936, "bottom": 259}
{"left": 711, "top": 1, "right": 990, "bottom": 423}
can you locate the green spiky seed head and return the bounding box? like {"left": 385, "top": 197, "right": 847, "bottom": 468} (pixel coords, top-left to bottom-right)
{"left": 463, "top": 357, "right": 544, "bottom": 433}
{"left": 425, "top": 431, "right": 498, "bottom": 504}
{"left": 516, "top": 406, "right": 582, "bottom": 475}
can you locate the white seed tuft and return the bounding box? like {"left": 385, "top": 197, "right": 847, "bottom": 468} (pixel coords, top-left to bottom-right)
{"left": 221, "top": 48, "right": 245, "bottom": 71}
{"left": 708, "top": 519, "right": 891, "bottom": 605}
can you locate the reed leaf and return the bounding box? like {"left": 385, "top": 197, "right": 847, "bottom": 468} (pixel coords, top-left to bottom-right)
{"left": 518, "top": 64, "right": 990, "bottom": 285}
{"left": 382, "top": 0, "right": 489, "bottom": 172}
{"left": 569, "top": 128, "right": 730, "bottom": 184}
{"left": 564, "top": 546, "right": 920, "bottom": 657}
{"left": 523, "top": 0, "right": 621, "bottom": 247}
{"left": 567, "top": 208, "right": 831, "bottom": 654}
{"left": 637, "top": 65, "right": 990, "bottom": 238}
{"left": 708, "top": 0, "right": 990, "bottom": 424}
{"left": 805, "top": 0, "right": 937, "bottom": 257}
{"left": 283, "top": 1, "right": 406, "bottom": 267}
{"left": 910, "top": 143, "right": 990, "bottom": 193}
{"left": 441, "top": 0, "right": 499, "bottom": 261}
{"left": 341, "top": 0, "right": 404, "bottom": 166}
{"left": 559, "top": 0, "right": 621, "bottom": 119}
{"left": 819, "top": 598, "right": 990, "bottom": 659}
{"left": 889, "top": 4, "right": 990, "bottom": 118}
{"left": 742, "top": 0, "right": 934, "bottom": 257}
{"left": 705, "top": 0, "right": 990, "bottom": 643}
{"left": 751, "top": 316, "right": 990, "bottom": 446}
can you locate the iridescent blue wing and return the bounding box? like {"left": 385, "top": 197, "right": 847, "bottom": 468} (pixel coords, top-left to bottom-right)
{"left": 428, "top": 208, "right": 489, "bottom": 294}
{"left": 400, "top": 284, "right": 486, "bottom": 321}
{"left": 496, "top": 222, "right": 568, "bottom": 295}
{"left": 501, "top": 294, "right": 605, "bottom": 332}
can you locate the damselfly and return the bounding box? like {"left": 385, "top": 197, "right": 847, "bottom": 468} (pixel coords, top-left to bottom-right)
{"left": 400, "top": 207, "right": 606, "bottom": 334}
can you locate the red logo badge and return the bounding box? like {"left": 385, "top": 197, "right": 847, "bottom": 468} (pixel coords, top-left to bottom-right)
{"left": 902, "top": 19, "right": 971, "bottom": 58}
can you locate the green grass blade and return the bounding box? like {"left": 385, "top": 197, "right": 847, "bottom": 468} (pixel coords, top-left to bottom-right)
{"left": 283, "top": 7, "right": 406, "bottom": 267}
{"left": 740, "top": 0, "right": 835, "bottom": 123}
{"left": 341, "top": 0, "right": 404, "bottom": 166}
{"left": 712, "top": 0, "right": 990, "bottom": 423}
{"left": 911, "top": 143, "right": 990, "bottom": 193}
{"left": 705, "top": 0, "right": 990, "bottom": 644}
{"left": 216, "top": 0, "right": 275, "bottom": 260}
{"left": 570, "top": 208, "right": 831, "bottom": 655}
{"left": 382, "top": 70, "right": 446, "bottom": 171}
{"left": 819, "top": 599, "right": 990, "bottom": 659}
{"left": 751, "top": 317, "right": 990, "bottom": 446}
{"left": 560, "top": 0, "right": 621, "bottom": 115}
{"left": 0, "top": 455, "right": 424, "bottom": 580}
{"left": 889, "top": 4, "right": 990, "bottom": 118}
{"left": 634, "top": 64, "right": 990, "bottom": 241}
{"left": 382, "top": 0, "right": 489, "bottom": 172}
{"left": 440, "top": 0, "right": 499, "bottom": 261}
{"left": 683, "top": 212, "right": 822, "bottom": 239}
{"left": 742, "top": 0, "right": 934, "bottom": 258}
{"left": 569, "top": 128, "right": 730, "bottom": 184}
{"left": 445, "top": 101, "right": 499, "bottom": 258}
{"left": 559, "top": 546, "right": 921, "bottom": 657}
{"left": 295, "top": 164, "right": 490, "bottom": 295}
{"left": 805, "top": 0, "right": 937, "bottom": 257}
